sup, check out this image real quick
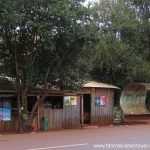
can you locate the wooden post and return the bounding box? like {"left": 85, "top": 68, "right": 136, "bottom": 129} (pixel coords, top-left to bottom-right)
{"left": 80, "top": 95, "right": 84, "bottom": 129}
{"left": 37, "top": 103, "right": 39, "bottom": 132}
{"left": 2, "top": 121, "right": 4, "bottom": 133}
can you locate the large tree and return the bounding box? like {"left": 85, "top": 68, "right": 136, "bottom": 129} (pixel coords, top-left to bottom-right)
{"left": 90, "top": 0, "right": 150, "bottom": 88}
{"left": 0, "top": 0, "right": 95, "bottom": 131}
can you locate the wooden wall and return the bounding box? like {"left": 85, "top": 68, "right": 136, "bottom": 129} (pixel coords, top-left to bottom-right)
{"left": 0, "top": 88, "right": 115, "bottom": 132}
{"left": 0, "top": 107, "right": 18, "bottom": 132}
{"left": 39, "top": 96, "right": 81, "bottom": 130}
{"left": 0, "top": 120, "right": 12, "bottom": 132}
{"left": 0, "top": 113, "right": 38, "bottom": 133}
{"left": 80, "top": 87, "right": 114, "bottom": 126}
{"left": 43, "top": 109, "right": 63, "bottom": 129}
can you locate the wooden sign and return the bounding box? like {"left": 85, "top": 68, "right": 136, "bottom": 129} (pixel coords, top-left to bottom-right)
{"left": 64, "top": 96, "right": 77, "bottom": 106}
{"left": 95, "top": 96, "right": 106, "bottom": 107}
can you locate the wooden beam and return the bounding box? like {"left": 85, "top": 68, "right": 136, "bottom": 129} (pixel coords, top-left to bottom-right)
{"left": 80, "top": 95, "right": 84, "bottom": 129}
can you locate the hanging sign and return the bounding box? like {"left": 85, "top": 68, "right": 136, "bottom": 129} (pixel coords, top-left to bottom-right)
{"left": 0, "top": 98, "right": 11, "bottom": 121}
{"left": 2, "top": 108, "right": 11, "bottom": 121}
{"left": 100, "top": 96, "right": 106, "bottom": 106}
{"left": 95, "top": 96, "right": 100, "bottom": 107}
{"left": 95, "top": 96, "right": 107, "bottom": 107}
{"left": 64, "top": 96, "right": 77, "bottom": 106}
{"left": 70, "top": 96, "right": 77, "bottom": 105}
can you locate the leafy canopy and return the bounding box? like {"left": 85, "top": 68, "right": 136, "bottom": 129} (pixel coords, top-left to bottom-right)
{"left": 0, "top": 0, "right": 95, "bottom": 90}
{"left": 90, "top": 0, "right": 150, "bottom": 87}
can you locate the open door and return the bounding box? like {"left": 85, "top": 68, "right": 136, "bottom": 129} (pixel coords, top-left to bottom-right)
{"left": 83, "top": 94, "right": 91, "bottom": 124}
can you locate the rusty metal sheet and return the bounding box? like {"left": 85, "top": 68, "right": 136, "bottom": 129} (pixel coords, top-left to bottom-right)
{"left": 120, "top": 84, "right": 150, "bottom": 115}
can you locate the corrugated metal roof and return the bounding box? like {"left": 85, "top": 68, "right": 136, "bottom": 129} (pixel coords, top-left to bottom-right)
{"left": 120, "top": 83, "right": 150, "bottom": 115}
{"left": 82, "top": 81, "right": 120, "bottom": 89}
{"left": 124, "top": 83, "right": 150, "bottom": 91}
{"left": 140, "top": 83, "right": 150, "bottom": 90}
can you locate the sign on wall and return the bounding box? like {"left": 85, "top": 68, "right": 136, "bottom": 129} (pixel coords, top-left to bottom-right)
{"left": 2, "top": 108, "right": 11, "bottom": 121}
{"left": 0, "top": 108, "right": 3, "bottom": 120}
{"left": 0, "top": 108, "right": 11, "bottom": 121}
{"left": 64, "top": 96, "right": 77, "bottom": 106}
{"left": 0, "top": 98, "right": 11, "bottom": 121}
{"left": 95, "top": 96, "right": 106, "bottom": 107}
{"left": 95, "top": 96, "right": 100, "bottom": 107}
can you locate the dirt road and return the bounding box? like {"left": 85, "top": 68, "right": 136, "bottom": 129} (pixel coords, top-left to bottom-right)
{"left": 1, "top": 125, "right": 150, "bottom": 150}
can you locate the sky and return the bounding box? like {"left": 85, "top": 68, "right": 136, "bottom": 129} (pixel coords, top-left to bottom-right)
{"left": 84, "top": 0, "right": 98, "bottom": 6}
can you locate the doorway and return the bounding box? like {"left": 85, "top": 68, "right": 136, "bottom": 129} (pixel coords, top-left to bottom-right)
{"left": 83, "top": 94, "right": 91, "bottom": 124}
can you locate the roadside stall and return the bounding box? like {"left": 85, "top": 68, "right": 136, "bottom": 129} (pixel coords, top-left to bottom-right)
{"left": 38, "top": 92, "right": 81, "bottom": 130}
{"left": 79, "top": 81, "right": 119, "bottom": 126}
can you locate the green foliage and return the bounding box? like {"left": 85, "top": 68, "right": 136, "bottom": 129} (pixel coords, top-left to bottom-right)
{"left": 0, "top": 0, "right": 94, "bottom": 90}
{"left": 1, "top": 0, "right": 150, "bottom": 91}
{"left": 90, "top": 0, "right": 150, "bottom": 88}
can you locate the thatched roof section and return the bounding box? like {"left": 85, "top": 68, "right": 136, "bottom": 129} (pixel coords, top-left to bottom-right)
{"left": 123, "top": 83, "right": 150, "bottom": 91}
{"left": 138, "top": 83, "right": 150, "bottom": 90}
{"left": 0, "top": 79, "right": 79, "bottom": 95}
{"left": 82, "top": 81, "right": 119, "bottom": 89}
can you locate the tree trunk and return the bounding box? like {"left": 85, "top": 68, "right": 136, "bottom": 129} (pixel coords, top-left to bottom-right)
{"left": 28, "top": 65, "right": 51, "bottom": 127}
{"left": 21, "top": 90, "right": 28, "bottom": 113}
{"left": 16, "top": 85, "right": 21, "bottom": 132}
{"left": 14, "top": 42, "right": 23, "bottom": 132}
{"left": 28, "top": 89, "right": 50, "bottom": 127}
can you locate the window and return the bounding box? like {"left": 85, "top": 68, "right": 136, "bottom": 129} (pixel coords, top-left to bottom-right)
{"left": 44, "top": 96, "right": 63, "bottom": 109}
{"left": 27, "top": 96, "right": 37, "bottom": 112}
{"left": 0, "top": 97, "right": 11, "bottom": 108}
{"left": 11, "top": 97, "right": 17, "bottom": 109}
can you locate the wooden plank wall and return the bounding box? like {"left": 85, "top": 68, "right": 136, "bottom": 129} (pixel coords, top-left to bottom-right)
{"left": 63, "top": 98, "right": 80, "bottom": 129}
{"left": 44, "top": 109, "right": 63, "bottom": 129}
{"left": 92, "top": 88, "right": 114, "bottom": 125}
{"left": 39, "top": 96, "right": 81, "bottom": 130}
{"left": 0, "top": 113, "right": 18, "bottom": 133}
{"left": 80, "top": 87, "right": 114, "bottom": 126}
{"left": 0, "top": 121, "right": 11, "bottom": 132}
{"left": 0, "top": 114, "right": 39, "bottom": 133}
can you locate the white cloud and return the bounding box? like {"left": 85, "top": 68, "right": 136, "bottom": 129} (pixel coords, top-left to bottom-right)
{"left": 83, "top": 0, "right": 98, "bottom": 6}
